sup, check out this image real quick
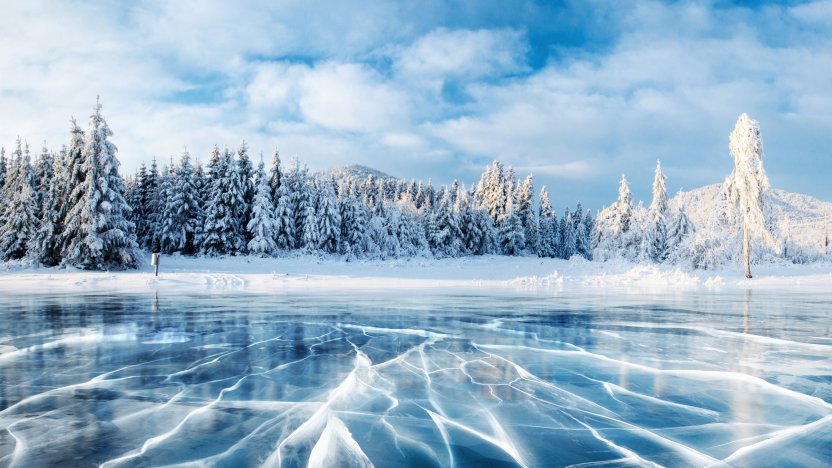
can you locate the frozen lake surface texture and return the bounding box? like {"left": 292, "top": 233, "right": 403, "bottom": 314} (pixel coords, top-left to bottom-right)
{"left": 0, "top": 290, "right": 830, "bottom": 467}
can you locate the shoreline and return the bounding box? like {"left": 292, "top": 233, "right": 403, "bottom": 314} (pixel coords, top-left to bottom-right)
{"left": 2, "top": 254, "right": 831, "bottom": 295}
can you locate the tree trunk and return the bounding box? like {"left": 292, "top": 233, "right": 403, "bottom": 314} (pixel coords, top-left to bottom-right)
{"left": 743, "top": 220, "right": 752, "bottom": 279}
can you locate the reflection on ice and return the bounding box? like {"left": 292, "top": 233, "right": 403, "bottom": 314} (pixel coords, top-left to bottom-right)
{"left": 0, "top": 291, "right": 829, "bottom": 467}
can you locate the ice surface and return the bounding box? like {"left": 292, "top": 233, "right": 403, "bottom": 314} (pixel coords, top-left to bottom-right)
{"left": 0, "top": 290, "right": 829, "bottom": 467}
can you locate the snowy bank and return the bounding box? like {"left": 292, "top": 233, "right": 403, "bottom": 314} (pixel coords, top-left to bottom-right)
{"left": 1, "top": 254, "right": 831, "bottom": 295}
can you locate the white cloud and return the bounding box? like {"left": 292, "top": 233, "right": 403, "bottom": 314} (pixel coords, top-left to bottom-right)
{"left": 298, "top": 63, "right": 409, "bottom": 133}
{"left": 0, "top": 0, "right": 830, "bottom": 209}
{"left": 395, "top": 28, "right": 528, "bottom": 80}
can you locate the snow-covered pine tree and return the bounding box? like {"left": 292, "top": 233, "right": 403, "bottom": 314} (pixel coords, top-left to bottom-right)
{"left": 58, "top": 120, "right": 86, "bottom": 256}
{"left": 33, "top": 145, "right": 54, "bottom": 220}
{"left": 61, "top": 99, "right": 137, "bottom": 270}
{"left": 423, "top": 203, "right": 441, "bottom": 255}
{"left": 0, "top": 143, "right": 37, "bottom": 261}
{"left": 317, "top": 183, "right": 341, "bottom": 253}
{"left": 575, "top": 219, "right": 588, "bottom": 260}
{"left": 562, "top": 212, "right": 577, "bottom": 259}
{"left": 159, "top": 151, "right": 201, "bottom": 254}
{"left": 582, "top": 210, "right": 594, "bottom": 260}
{"left": 268, "top": 148, "right": 282, "bottom": 205}
{"left": 290, "top": 163, "right": 311, "bottom": 248}
{"left": 434, "top": 187, "right": 463, "bottom": 257}
{"left": 498, "top": 198, "right": 525, "bottom": 256}
{"left": 274, "top": 181, "right": 296, "bottom": 251}
{"left": 0, "top": 147, "right": 6, "bottom": 211}
{"left": 28, "top": 148, "right": 68, "bottom": 266}
{"left": 381, "top": 206, "right": 402, "bottom": 258}
{"left": 537, "top": 187, "right": 557, "bottom": 257}
{"left": 144, "top": 158, "right": 163, "bottom": 251}
{"left": 616, "top": 175, "right": 634, "bottom": 234}
{"left": 128, "top": 163, "right": 148, "bottom": 248}
{"left": 414, "top": 180, "right": 425, "bottom": 209}
{"left": 176, "top": 151, "right": 202, "bottom": 254}
{"left": 473, "top": 203, "right": 495, "bottom": 255}
{"left": 338, "top": 193, "right": 366, "bottom": 257}
{"left": 395, "top": 202, "right": 426, "bottom": 257}
{"left": 200, "top": 146, "right": 236, "bottom": 256}
{"left": 379, "top": 178, "right": 395, "bottom": 206}
{"left": 448, "top": 179, "right": 459, "bottom": 206}
{"left": 424, "top": 179, "right": 435, "bottom": 211}
{"left": 246, "top": 159, "right": 278, "bottom": 256}
{"left": 645, "top": 160, "right": 669, "bottom": 262}
{"left": 236, "top": 141, "right": 255, "bottom": 245}
{"left": 300, "top": 182, "right": 320, "bottom": 253}
{"left": 515, "top": 174, "right": 537, "bottom": 253}
{"left": 480, "top": 161, "right": 505, "bottom": 223}
{"left": 362, "top": 174, "right": 379, "bottom": 213}
{"left": 455, "top": 187, "right": 475, "bottom": 256}
{"left": 666, "top": 204, "right": 695, "bottom": 255}
{"left": 573, "top": 202, "right": 588, "bottom": 259}
{"left": 594, "top": 174, "right": 638, "bottom": 260}
{"left": 191, "top": 159, "right": 208, "bottom": 251}
{"left": 556, "top": 208, "right": 569, "bottom": 258}
{"left": 156, "top": 160, "right": 176, "bottom": 253}
{"left": 725, "top": 113, "right": 777, "bottom": 278}
{"left": 0, "top": 139, "right": 23, "bottom": 218}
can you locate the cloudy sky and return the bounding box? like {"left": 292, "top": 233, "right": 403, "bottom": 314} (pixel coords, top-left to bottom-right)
{"left": 1, "top": 0, "right": 830, "bottom": 209}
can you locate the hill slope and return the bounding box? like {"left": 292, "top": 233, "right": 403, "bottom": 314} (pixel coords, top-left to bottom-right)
{"left": 669, "top": 184, "right": 831, "bottom": 251}
{"left": 317, "top": 164, "right": 395, "bottom": 182}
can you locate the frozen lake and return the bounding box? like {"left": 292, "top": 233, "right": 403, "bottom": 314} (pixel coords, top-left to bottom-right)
{"left": 0, "top": 290, "right": 829, "bottom": 467}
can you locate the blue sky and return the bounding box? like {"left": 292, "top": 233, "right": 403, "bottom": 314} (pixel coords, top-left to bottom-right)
{"left": 1, "top": 0, "right": 830, "bottom": 210}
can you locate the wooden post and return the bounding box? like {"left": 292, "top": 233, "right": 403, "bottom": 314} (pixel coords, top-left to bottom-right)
{"left": 151, "top": 253, "right": 160, "bottom": 277}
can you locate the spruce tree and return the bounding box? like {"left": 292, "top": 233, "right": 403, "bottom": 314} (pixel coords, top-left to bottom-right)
{"left": 646, "top": 160, "right": 669, "bottom": 262}
{"left": 236, "top": 141, "right": 255, "bottom": 243}
{"left": 29, "top": 149, "right": 68, "bottom": 266}
{"left": 61, "top": 99, "right": 137, "bottom": 269}
{"left": 0, "top": 143, "right": 37, "bottom": 261}
{"left": 159, "top": 151, "right": 201, "bottom": 254}
{"left": 339, "top": 194, "right": 366, "bottom": 256}
{"left": 667, "top": 206, "right": 695, "bottom": 254}
{"left": 274, "top": 182, "right": 296, "bottom": 250}
{"left": 582, "top": 210, "right": 594, "bottom": 260}
{"left": 516, "top": 174, "right": 537, "bottom": 252}
{"left": 192, "top": 159, "right": 208, "bottom": 250}
{"left": 33, "top": 145, "right": 54, "bottom": 220}
{"left": 317, "top": 183, "right": 341, "bottom": 253}
{"left": 143, "top": 158, "right": 162, "bottom": 251}
{"left": 290, "top": 163, "right": 310, "bottom": 248}
{"left": 247, "top": 160, "right": 278, "bottom": 256}
{"left": 0, "top": 147, "right": 6, "bottom": 211}
{"left": 499, "top": 199, "right": 525, "bottom": 256}
{"left": 58, "top": 120, "right": 86, "bottom": 256}
{"left": 562, "top": 212, "right": 578, "bottom": 259}
{"left": 456, "top": 187, "right": 477, "bottom": 256}
{"left": 537, "top": 187, "right": 556, "bottom": 258}
{"left": 201, "top": 147, "right": 246, "bottom": 255}
{"left": 300, "top": 184, "right": 319, "bottom": 253}
{"left": 268, "top": 148, "right": 282, "bottom": 205}
{"left": 157, "top": 160, "right": 176, "bottom": 253}
{"left": 128, "top": 163, "right": 148, "bottom": 249}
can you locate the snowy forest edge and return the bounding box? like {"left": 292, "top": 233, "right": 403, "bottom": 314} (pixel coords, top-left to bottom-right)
{"left": 0, "top": 101, "right": 828, "bottom": 273}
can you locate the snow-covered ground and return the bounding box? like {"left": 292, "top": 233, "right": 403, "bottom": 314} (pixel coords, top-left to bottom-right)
{"left": 1, "top": 254, "right": 831, "bottom": 294}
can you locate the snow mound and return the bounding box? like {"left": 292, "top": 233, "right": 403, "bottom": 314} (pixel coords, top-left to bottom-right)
{"left": 579, "top": 265, "right": 703, "bottom": 290}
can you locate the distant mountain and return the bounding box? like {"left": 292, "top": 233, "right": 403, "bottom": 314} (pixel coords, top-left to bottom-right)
{"left": 317, "top": 165, "right": 396, "bottom": 182}
{"left": 669, "top": 184, "right": 831, "bottom": 250}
